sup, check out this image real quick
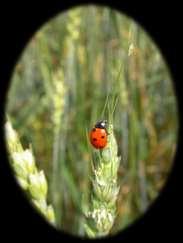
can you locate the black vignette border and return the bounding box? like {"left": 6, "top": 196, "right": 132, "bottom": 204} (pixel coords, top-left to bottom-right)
{"left": 0, "top": 0, "right": 182, "bottom": 242}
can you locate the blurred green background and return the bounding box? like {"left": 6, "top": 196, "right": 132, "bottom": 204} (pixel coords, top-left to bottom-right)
{"left": 6, "top": 6, "right": 178, "bottom": 237}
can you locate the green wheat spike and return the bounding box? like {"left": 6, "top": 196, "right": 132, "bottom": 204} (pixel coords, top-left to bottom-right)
{"left": 84, "top": 123, "right": 120, "bottom": 238}
{"left": 5, "top": 119, "right": 56, "bottom": 225}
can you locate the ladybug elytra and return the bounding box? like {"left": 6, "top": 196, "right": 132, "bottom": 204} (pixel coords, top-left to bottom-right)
{"left": 89, "top": 120, "right": 108, "bottom": 149}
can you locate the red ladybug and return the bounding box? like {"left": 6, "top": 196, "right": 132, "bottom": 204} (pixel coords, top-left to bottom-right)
{"left": 90, "top": 120, "right": 108, "bottom": 149}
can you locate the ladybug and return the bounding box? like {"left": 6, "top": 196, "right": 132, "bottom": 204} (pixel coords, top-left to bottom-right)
{"left": 89, "top": 120, "right": 108, "bottom": 149}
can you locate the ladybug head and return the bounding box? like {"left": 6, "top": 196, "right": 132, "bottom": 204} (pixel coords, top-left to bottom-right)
{"left": 95, "top": 120, "right": 107, "bottom": 129}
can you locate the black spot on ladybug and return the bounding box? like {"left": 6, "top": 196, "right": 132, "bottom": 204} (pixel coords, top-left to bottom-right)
{"left": 101, "top": 136, "right": 105, "bottom": 139}
{"left": 93, "top": 138, "right": 97, "bottom": 141}
{"left": 92, "top": 128, "right": 96, "bottom": 132}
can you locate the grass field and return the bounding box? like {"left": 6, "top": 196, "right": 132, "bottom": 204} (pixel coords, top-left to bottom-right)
{"left": 5, "top": 5, "right": 178, "bottom": 238}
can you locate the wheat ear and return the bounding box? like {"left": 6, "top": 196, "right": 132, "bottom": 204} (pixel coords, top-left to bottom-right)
{"left": 5, "top": 120, "right": 55, "bottom": 225}
{"left": 84, "top": 124, "right": 120, "bottom": 238}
